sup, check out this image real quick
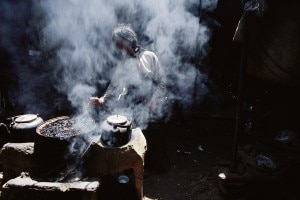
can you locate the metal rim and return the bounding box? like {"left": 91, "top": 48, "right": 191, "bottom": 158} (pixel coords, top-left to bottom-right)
{"left": 15, "top": 114, "right": 38, "bottom": 123}
{"left": 36, "top": 116, "right": 70, "bottom": 136}
{"left": 107, "top": 115, "right": 128, "bottom": 125}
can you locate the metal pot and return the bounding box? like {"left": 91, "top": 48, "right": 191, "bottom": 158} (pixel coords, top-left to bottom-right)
{"left": 34, "top": 116, "right": 89, "bottom": 180}
{"left": 9, "top": 114, "right": 43, "bottom": 142}
{"left": 100, "top": 115, "right": 132, "bottom": 147}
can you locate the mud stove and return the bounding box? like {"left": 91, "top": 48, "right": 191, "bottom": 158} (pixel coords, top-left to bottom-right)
{"left": 0, "top": 116, "right": 147, "bottom": 200}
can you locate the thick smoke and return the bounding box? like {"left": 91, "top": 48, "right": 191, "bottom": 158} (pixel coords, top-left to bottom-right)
{"left": 1, "top": 0, "right": 218, "bottom": 127}
{"left": 38, "top": 0, "right": 217, "bottom": 126}
{"left": 0, "top": 0, "right": 218, "bottom": 178}
{"left": 0, "top": 1, "right": 69, "bottom": 117}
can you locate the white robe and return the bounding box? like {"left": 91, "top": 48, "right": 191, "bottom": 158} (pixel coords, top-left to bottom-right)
{"left": 104, "top": 50, "right": 168, "bottom": 127}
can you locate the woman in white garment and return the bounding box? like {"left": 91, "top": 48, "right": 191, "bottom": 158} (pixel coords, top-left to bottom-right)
{"left": 91, "top": 24, "right": 169, "bottom": 171}
{"left": 91, "top": 24, "right": 168, "bottom": 126}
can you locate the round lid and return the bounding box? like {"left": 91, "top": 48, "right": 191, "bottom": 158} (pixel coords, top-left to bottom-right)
{"left": 107, "top": 115, "right": 127, "bottom": 125}
{"left": 15, "top": 114, "right": 38, "bottom": 123}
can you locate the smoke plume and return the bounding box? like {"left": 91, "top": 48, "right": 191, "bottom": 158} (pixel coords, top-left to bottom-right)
{"left": 1, "top": 0, "right": 218, "bottom": 128}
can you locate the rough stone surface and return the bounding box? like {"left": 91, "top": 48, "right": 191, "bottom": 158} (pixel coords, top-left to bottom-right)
{"left": 1, "top": 175, "right": 99, "bottom": 200}
{"left": 3, "top": 175, "right": 99, "bottom": 191}
{"left": 85, "top": 128, "right": 147, "bottom": 200}
{"left": 0, "top": 128, "right": 146, "bottom": 200}
{"left": 0, "top": 143, "right": 36, "bottom": 183}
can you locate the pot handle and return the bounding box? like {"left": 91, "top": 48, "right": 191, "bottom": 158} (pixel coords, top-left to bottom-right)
{"left": 6, "top": 115, "right": 20, "bottom": 122}
{"left": 9, "top": 121, "right": 15, "bottom": 128}
{"left": 0, "top": 123, "right": 10, "bottom": 134}
{"left": 6, "top": 116, "right": 19, "bottom": 128}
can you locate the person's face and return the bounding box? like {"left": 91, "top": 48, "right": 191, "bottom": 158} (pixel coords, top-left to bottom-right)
{"left": 115, "top": 40, "right": 134, "bottom": 56}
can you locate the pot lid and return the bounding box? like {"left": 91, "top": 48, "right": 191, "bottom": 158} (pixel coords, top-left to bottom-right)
{"left": 15, "top": 114, "right": 38, "bottom": 123}
{"left": 107, "top": 115, "right": 127, "bottom": 125}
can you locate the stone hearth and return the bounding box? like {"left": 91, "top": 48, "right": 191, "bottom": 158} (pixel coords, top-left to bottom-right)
{"left": 0, "top": 128, "right": 147, "bottom": 200}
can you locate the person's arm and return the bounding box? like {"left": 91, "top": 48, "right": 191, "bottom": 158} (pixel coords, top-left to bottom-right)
{"left": 89, "top": 70, "right": 119, "bottom": 106}
{"left": 143, "top": 52, "right": 167, "bottom": 111}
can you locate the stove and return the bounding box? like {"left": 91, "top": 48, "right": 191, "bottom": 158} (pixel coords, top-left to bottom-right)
{"left": 0, "top": 115, "right": 147, "bottom": 200}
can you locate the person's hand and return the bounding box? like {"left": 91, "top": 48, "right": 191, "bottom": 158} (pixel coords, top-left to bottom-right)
{"left": 89, "top": 97, "right": 105, "bottom": 107}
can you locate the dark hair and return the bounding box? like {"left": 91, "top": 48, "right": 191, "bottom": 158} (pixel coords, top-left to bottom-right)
{"left": 112, "top": 24, "right": 138, "bottom": 49}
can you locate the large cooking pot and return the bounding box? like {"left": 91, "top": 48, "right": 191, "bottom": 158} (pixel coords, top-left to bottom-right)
{"left": 34, "top": 116, "right": 90, "bottom": 181}
{"left": 8, "top": 114, "right": 43, "bottom": 142}
{"left": 100, "top": 115, "right": 132, "bottom": 147}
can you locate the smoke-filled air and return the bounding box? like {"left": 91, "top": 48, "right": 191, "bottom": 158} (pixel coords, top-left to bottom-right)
{"left": 1, "top": 0, "right": 218, "bottom": 129}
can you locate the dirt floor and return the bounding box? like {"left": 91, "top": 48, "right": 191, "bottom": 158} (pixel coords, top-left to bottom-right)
{"left": 143, "top": 116, "right": 234, "bottom": 200}
{"left": 143, "top": 108, "right": 300, "bottom": 200}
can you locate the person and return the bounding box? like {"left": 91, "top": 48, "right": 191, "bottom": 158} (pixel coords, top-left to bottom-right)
{"left": 91, "top": 24, "right": 168, "bottom": 125}
{"left": 90, "top": 24, "right": 169, "bottom": 171}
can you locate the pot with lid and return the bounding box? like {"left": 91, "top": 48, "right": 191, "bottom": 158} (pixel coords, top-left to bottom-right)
{"left": 100, "top": 114, "right": 132, "bottom": 147}
{"left": 9, "top": 114, "right": 44, "bottom": 142}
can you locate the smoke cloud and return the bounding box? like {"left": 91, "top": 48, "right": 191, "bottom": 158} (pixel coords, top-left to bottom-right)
{"left": 0, "top": 0, "right": 218, "bottom": 179}
{"left": 1, "top": 0, "right": 218, "bottom": 128}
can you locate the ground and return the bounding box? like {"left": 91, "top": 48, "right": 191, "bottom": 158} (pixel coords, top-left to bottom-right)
{"left": 143, "top": 104, "right": 300, "bottom": 200}
{"left": 143, "top": 116, "right": 234, "bottom": 200}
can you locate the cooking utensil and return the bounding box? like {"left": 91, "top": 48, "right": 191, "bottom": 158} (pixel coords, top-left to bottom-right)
{"left": 100, "top": 114, "right": 132, "bottom": 147}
